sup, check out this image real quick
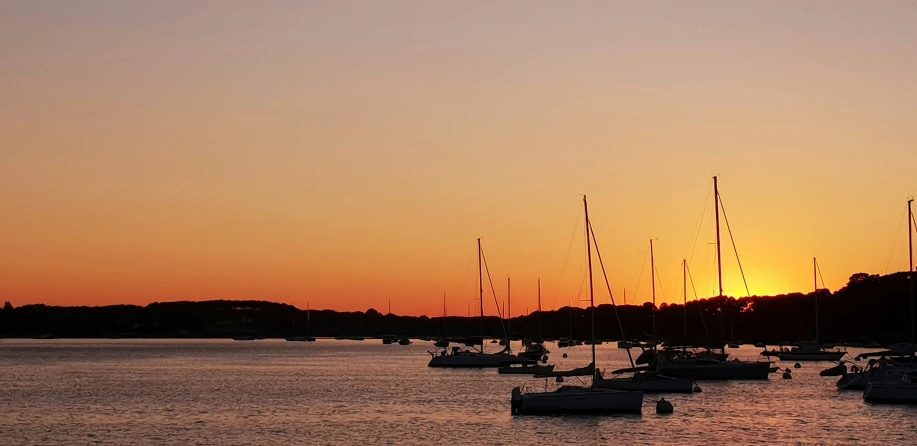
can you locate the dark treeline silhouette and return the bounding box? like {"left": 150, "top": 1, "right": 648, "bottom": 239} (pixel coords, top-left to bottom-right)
{"left": 0, "top": 272, "right": 912, "bottom": 343}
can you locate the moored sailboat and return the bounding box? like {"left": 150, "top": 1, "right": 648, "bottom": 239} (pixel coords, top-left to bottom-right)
{"left": 429, "top": 239, "right": 518, "bottom": 368}
{"left": 511, "top": 196, "right": 643, "bottom": 415}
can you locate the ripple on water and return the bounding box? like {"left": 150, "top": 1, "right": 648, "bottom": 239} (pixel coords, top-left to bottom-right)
{"left": 0, "top": 340, "right": 916, "bottom": 445}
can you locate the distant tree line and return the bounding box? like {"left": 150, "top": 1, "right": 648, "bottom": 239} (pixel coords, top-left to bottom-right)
{"left": 0, "top": 271, "right": 913, "bottom": 343}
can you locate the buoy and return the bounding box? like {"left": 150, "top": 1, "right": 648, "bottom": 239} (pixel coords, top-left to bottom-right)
{"left": 783, "top": 371, "right": 792, "bottom": 379}
{"left": 785, "top": 367, "right": 792, "bottom": 373}
{"left": 693, "top": 385, "right": 702, "bottom": 393}
{"left": 794, "top": 363, "right": 801, "bottom": 369}
{"left": 656, "top": 398, "right": 674, "bottom": 414}
{"left": 562, "top": 353, "right": 568, "bottom": 358}
{"left": 556, "top": 376, "right": 565, "bottom": 383}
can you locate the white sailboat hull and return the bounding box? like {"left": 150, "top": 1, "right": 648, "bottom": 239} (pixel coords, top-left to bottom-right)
{"left": 511, "top": 386, "right": 643, "bottom": 414}
{"left": 864, "top": 382, "right": 917, "bottom": 404}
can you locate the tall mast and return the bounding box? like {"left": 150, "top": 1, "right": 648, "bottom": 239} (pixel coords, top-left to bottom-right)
{"left": 307, "top": 301, "right": 311, "bottom": 337}
{"left": 814, "top": 257, "right": 819, "bottom": 345}
{"left": 584, "top": 195, "right": 596, "bottom": 379}
{"left": 442, "top": 293, "right": 447, "bottom": 337}
{"left": 714, "top": 176, "right": 725, "bottom": 342}
{"left": 650, "top": 238, "right": 657, "bottom": 353}
{"left": 909, "top": 198, "right": 914, "bottom": 346}
{"left": 714, "top": 176, "right": 723, "bottom": 298}
{"left": 478, "top": 238, "right": 484, "bottom": 348}
{"left": 683, "top": 259, "right": 688, "bottom": 340}
{"left": 507, "top": 277, "right": 511, "bottom": 339}
{"left": 537, "top": 278, "right": 542, "bottom": 340}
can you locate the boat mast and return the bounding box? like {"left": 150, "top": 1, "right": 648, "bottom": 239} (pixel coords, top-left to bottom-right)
{"left": 683, "top": 259, "right": 687, "bottom": 340}
{"left": 443, "top": 293, "right": 447, "bottom": 337}
{"left": 909, "top": 198, "right": 914, "bottom": 346}
{"left": 814, "top": 257, "right": 819, "bottom": 345}
{"left": 307, "top": 301, "right": 310, "bottom": 337}
{"left": 584, "top": 195, "right": 596, "bottom": 380}
{"left": 650, "top": 238, "right": 657, "bottom": 357}
{"left": 537, "top": 278, "right": 542, "bottom": 340}
{"left": 478, "top": 238, "right": 484, "bottom": 351}
{"left": 714, "top": 176, "right": 725, "bottom": 342}
{"left": 507, "top": 277, "right": 511, "bottom": 339}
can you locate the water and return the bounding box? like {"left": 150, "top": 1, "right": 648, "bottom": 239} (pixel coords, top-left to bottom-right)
{"left": 1, "top": 339, "right": 915, "bottom": 445}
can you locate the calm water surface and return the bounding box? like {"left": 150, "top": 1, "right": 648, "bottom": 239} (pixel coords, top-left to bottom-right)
{"left": 1, "top": 339, "right": 915, "bottom": 445}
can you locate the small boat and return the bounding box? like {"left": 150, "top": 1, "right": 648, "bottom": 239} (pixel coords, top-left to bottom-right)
{"left": 819, "top": 362, "right": 847, "bottom": 377}
{"left": 837, "top": 356, "right": 917, "bottom": 390}
{"left": 727, "top": 343, "right": 740, "bottom": 349}
{"left": 285, "top": 336, "right": 316, "bottom": 342}
{"left": 775, "top": 344, "right": 845, "bottom": 361}
{"left": 864, "top": 372, "right": 917, "bottom": 404}
{"left": 398, "top": 337, "right": 411, "bottom": 345}
{"left": 594, "top": 370, "right": 696, "bottom": 393}
{"left": 534, "top": 362, "right": 595, "bottom": 378}
{"left": 498, "top": 363, "right": 555, "bottom": 375}
{"left": 382, "top": 335, "right": 394, "bottom": 345}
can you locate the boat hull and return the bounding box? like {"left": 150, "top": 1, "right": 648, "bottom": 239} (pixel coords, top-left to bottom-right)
{"left": 594, "top": 376, "right": 696, "bottom": 393}
{"left": 428, "top": 353, "right": 518, "bottom": 368}
{"left": 776, "top": 351, "right": 845, "bottom": 361}
{"left": 658, "top": 361, "right": 771, "bottom": 380}
{"left": 511, "top": 386, "right": 643, "bottom": 414}
{"left": 498, "top": 365, "right": 555, "bottom": 375}
{"left": 864, "top": 382, "right": 917, "bottom": 404}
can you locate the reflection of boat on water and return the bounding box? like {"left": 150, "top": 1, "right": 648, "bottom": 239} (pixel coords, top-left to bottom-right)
{"left": 498, "top": 363, "right": 555, "bottom": 375}
{"left": 511, "top": 196, "right": 643, "bottom": 415}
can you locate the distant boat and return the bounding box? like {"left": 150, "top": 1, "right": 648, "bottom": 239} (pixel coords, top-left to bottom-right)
{"left": 286, "top": 302, "right": 316, "bottom": 342}
{"left": 775, "top": 259, "right": 847, "bottom": 362}
{"left": 382, "top": 335, "right": 394, "bottom": 345}
{"left": 511, "top": 196, "right": 643, "bottom": 415}
{"left": 727, "top": 343, "right": 740, "bottom": 349}
{"left": 398, "top": 337, "right": 412, "bottom": 345}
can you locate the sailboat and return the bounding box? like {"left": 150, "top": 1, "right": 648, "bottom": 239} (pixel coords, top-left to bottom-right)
{"left": 653, "top": 176, "right": 771, "bottom": 380}
{"left": 428, "top": 239, "right": 519, "bottom": 368}
{"left": 594, "top": 238, "right": 697, "bottom": 393}
{"left": 514, "top": 279, "right": 550, "bottom": 364}
{"left": 286, "top": 302, "right": 317, "bottom": 342}
{"left": 774, "top": 258, "right": 845, "bottom": 361}
{"left": 863, "top": 198, "right": 917, "bottom": 403}
{"left": 510, "top": 196, "right": 644, "bottom": 414}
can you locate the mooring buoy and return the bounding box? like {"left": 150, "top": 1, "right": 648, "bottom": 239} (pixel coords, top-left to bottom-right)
{"left": 656, "top": 398, "right": 674, "bottom": 414}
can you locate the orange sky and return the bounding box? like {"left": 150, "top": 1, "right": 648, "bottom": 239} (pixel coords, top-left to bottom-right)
{"left": 2, "top": 2, "right": 917, "bottom": 316}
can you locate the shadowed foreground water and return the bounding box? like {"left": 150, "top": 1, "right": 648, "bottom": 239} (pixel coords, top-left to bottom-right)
{"left": 1, "top": 339, "right": 915, "bottom": 445}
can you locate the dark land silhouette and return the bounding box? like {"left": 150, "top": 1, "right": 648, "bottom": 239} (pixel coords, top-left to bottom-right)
{"left": 1, "top": 271, "right": 913, "bottom": 344}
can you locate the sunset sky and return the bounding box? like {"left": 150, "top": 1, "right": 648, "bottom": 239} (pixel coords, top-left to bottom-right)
{"left": 3, "top": 2, "right": 917, "bottom": 316}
